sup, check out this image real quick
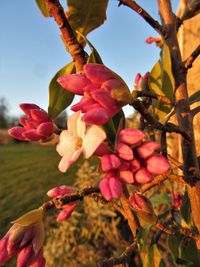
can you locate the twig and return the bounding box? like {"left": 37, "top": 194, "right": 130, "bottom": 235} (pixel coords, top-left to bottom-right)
{"left": 191, "top": 106, "right": 200, "bottom": 118}
{"left": 42, "top": 187, "right": 100, "bottom": 211}
{"left": 88, "top": 193, "right": 127, "bottom": 218}
{"left": 184, "top": 44, "right": 200, "bottom": 70}
{"left": 118, "top": 0, "right": 164, "bottom": 35}
{"left": 161, "top": 130, "right": 167, "bottom": 156}
{"left": 168, "top": 155, "right": 183, "bottom": 169}
{"left": 141, "top": 175, "right": 168, "bottom": 193}
{"left": 167, "top": 174, "right": 185, "bottom": 185}
{"left": 97, "top": 243, "right": 137, "bottom": 267}
{"left": 135, "top": 91, "right": 174, "bottom": 106}
{"left": 177, "top": 1, "right": 200, "bottom": 29}
{"left": 45, "top": 0, "right": 87, "bottom": 72}
{"left": 130, "top": 98, "right": 191, "bottom": 141}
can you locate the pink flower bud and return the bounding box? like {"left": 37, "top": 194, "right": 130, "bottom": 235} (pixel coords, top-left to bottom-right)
{"left": 101, "top": 154, "right": 121, "bottom": 172}
{"left": 115, "top": 143, "right": 134, "bottom": 160}
{"left": 22, "top": 129, "right": 42, "bottom": 141}
{"left": 17, "top": 244, "right": 33, "bottom": 267}
{"left": 145, "top": 36, "right": 161, "bottom": 44}
{"left": 29, "top": 250, "right": 45, "bottom": 267}
{"left": 56, "top": 202, "right": 77, "bottom": 222}
{"left": 135, "top": 167, "right": 153, "bottom": 184}
{"left": 146, "top": 155, "right": 171, "bottom": 175}
{"left": 82, "top": 107, "right": 110, "bottom": 125}
{"left": 119, "top": 128, "right": 145, "bottom": 145}
{"left": 136, "top": 141, "right": 160, "bottom": 159}
{"left": 119, "top": 161, "right": 131, "bottom": 171}
{"left": 57, "top": 74, "right": 91, "bottom": 95}
{"left": 8, "top": 127, "right": 27, "bottom": 141}
{"left": 84, "top": 64, "right": 115, "bottom": 84}
{"left": 0, "top": 237, "right": 10, "bottom": 265}
{"left": 131, "top": 159, "right": 141, "bottom": 172}
{"left": 172, "top": 193, "right": 182, "bottom": 208}
{"left": 99, "top": 175, "right": 122, "bottom": 201}
{"left": 36, "top": 122, "right": 54, "bottom": 137}
{"left": 119, "top": 170, "right": 134, "bottom": 184}
{"left": 134, "top": 73, "right": 142, "bottom": 86}
{"left": 30, "top": 109, "right": 50, "bottom": 123}
{"left": 47, "top": 185, "right": 76, "bottom": 198}
{"left": 90, "top": 90, "right": 119, "bottom": 111}
{"left": 129, "top": 193, "right": 153, "bottom": 213}
{"left": 93, "top": 142, "right": 111, "bottom": 157}
{"left": 19, "top": 104, "right": 40, "bottom": 116}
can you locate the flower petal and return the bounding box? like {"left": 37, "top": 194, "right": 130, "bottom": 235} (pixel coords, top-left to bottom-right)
{"left": 82, "top": 125, "right": 106, "bottom": 159}
{"left": 82, "top": 108, "right": 110, "bottom": 125}
{"left": 57, "top": 74, "right": 91, "bottom": 95}
{"left": 56, "top": 130, "right": 77, "bottom": 157}
{"left": 84, "top": 64, "right": 115, "bottom": 84}
{"left": 58, "top": 148, "right": 83, "bottom": 173}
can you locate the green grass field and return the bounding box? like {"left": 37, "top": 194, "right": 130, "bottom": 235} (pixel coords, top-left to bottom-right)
{"left": 0, "top": 144, "right": 79, "bottom": 236}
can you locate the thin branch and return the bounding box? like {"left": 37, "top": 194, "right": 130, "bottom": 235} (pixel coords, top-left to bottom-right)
{"left": 130, "top": 98, "right": 191, "bottom": 141}
{"left": 167, "top": 174, "right": 185, "bottom": 185}
{"left": 161, "top": 130, "right": 167, "bottom": 157}
{"left": 118, "top": 0, "right": 164, "bottom": 35}
{"left": 184, "top": 44, "right": 200, "bottom": 70}
{"left": 42, "top": 187, "right": 100, "bottom": 211}
{"left": 97, "top": 243, "right": 137, "bottom": 267}
{"left": 45, "top": 0, "right": 87, "bottom": 72}
{"left": 88, "top": 193, "right": 127, "bottom": 218}
{"left": 135, "top": 91, "right": 174, "bottom": 106}
{"left": 140, "top": 174, "right": 167, "bottom": 193}
{"left": 191, "top": 106, "right": 200, "bottom": 118}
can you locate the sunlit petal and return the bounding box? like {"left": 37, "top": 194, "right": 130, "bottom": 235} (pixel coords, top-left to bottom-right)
{"left": 56, "top": 130, "right": 77, "bottom": 157}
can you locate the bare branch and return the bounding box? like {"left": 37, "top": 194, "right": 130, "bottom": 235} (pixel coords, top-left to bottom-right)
{"left": 130, "top": 98, "right": 191, "bottom": 141}
{"left": 45, "top": 0, "right": 87, "bottom": 72}
{"left": 140, "top": 174, "right": 168, "bottom": 193}
{"left": 184, "top": 44, "right": 200, "bottom": 70}
{"left": 118, "top": 0, "right": 164, "bottom": 35}
{"left": 97, "top": 243, "right": 137, "bottom": 267}
{"left": 191, "top": 106, "right": 200, "bottom": 118}
{"left": 135, "top": 90, "right": 174, "bottom": 106}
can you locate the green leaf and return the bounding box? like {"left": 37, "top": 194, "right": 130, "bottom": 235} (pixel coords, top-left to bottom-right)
{"left": 179, "top": 238, "right": 199, "bottom": 266}
{"left": 143, "top": 244, "right": 161, "bottom": 267}
{"left": 35, "top": 0, "right": 51, "bottom": 17}
{"left": 12, "top": 208, "right": 43, "bottom": 226}
{"left": 189, "top": 90, "right": 200, "bottom": 105}
{"left": 137, "top": 226, "right": 151, "bottom": 251}
{"left": 150, "top": 193, "right": 171, "bottom": 206}
{"left": 149, "top": 42, "right": 175, "bottom": 123}
{"left": 67, "top": 0, "right": 108, "bottom": 45}
{"left": 180, "top": 190, "right": 191, "bottom": 225}
{"left": 168, "top": 234, "right": 182, "bottom": 260}
{"left": 48, "top": 62, "right": 75, "bottom": 119}
{"left": 76, "top": 31, "right": 103, "bottom": 64}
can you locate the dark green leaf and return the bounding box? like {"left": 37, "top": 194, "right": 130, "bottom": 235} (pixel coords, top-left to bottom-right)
{"left": 168, "top": 234, "right": 182, "bottom": 260}
{"left": 189, "top": 90, "right": 200, "bottom": 105}
{"left": 180, "top": 190, "right": 191, "bottom": 225}
{"left": 67, "top": 0, "right": 108, "bottom": 45}
{"left": 35, "top": 0, "right": 51, "bottom": 17}
{"left": 149, "top": 42, "right": 175, "bottom": 123}
{"left": 48, "top": 62, "right": 75, "bottom": 119}
{"left": 179, "top": 238, "right": 199, "bottom": 267}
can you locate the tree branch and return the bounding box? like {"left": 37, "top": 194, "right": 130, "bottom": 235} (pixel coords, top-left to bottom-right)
{"left": 135, "top": 90, "right": 174, "bottom": 106}
{"left": 97, "top": 243, "right": 137, "bottom": 267}
{"left": 191, "top": 106, "right": 200, "bottom": 118}
{"left": 45, "top": 0, "right": 87, "bottom": 72}
{"left": 130, "top": 98, "right": 191, "bottom": 141}
{"left": 118, "top": 0, "right": 164, "bottom": 34}
{"left": 184, "top": 44, "right": 200, "bottom": 70}
{"left": 140, "top": 174, "right": 168, "bottom": 193}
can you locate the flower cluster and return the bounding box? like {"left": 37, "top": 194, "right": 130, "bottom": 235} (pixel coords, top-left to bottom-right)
{"left": 57, "top": 64, "right": 132, "bottom": 125}
{"left": 47, "top": 185, "right": 78, "bottom": 222}
{"left": 0, "top": 209, "right": 45, "bottom": 267}
{"left": 9, "top": 104, "right": 54, "bottom": 141}
{"left": 99, "top": 128, "right": 171, "bottom": 201}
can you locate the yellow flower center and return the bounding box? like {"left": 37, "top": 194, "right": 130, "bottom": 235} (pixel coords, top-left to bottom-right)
{"left": 76, "top": 137, "right": 83, "bottom": 149}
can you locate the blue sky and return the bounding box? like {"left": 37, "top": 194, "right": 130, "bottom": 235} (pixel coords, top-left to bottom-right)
{"left": 0, "top": 0, "right": 178, "bottom": 117}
